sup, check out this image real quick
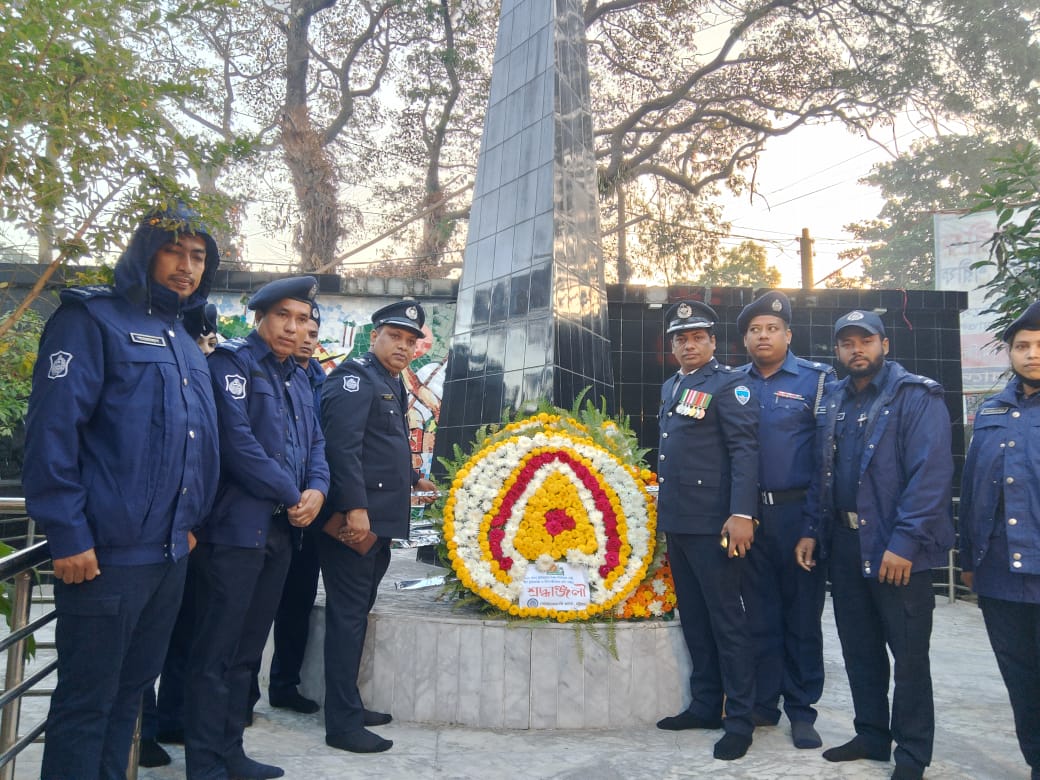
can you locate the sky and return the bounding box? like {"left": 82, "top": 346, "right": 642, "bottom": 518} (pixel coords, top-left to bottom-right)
{"left": 717, "top": 121, "right": 927, "bottom": 288}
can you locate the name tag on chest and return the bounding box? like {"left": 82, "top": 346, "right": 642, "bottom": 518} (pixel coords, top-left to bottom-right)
{"left": 129, "top": 332, "right": 166, "bottom": 347}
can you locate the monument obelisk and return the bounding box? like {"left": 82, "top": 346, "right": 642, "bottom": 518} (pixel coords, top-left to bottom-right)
{"left": 435, "top": 0, "right": 614, "bottom": 459}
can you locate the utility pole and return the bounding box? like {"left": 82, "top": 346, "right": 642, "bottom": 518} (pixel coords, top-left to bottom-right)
{"left": 799, "top": 228, "right": 814, "bottom": 290}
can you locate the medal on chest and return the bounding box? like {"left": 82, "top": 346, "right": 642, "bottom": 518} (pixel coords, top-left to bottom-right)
{"left": 676, "top": 389, "right": 711, "bottom": 419}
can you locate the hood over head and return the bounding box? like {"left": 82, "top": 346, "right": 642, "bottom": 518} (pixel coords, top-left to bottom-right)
{"left": 114, "top": 202, "right": 221, "bottom": 315}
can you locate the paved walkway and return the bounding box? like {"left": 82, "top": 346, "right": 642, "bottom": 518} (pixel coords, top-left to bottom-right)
{"left": 11, "top": 559, "right": 1029, "bottom": 779}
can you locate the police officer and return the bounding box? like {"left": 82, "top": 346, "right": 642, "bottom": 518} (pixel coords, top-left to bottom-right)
{"left": 737, "top": 291, "right": 833, "bottom": 749}
{"left": 267, "top": 304, "right": 325, "bottom": 714}
{"left": 797, "top": 310, "right": 954, "bottom": 780}
{"left": 653, "top": 301, "right": 759, "bottom": 761}
{"left": 185, "top": 301, "right": 220, "bottom": 354}
{"left": 319, "top": 300, "right": 437, "bottom": 754}
{"left": 959, "top": 301, "right": 1040, "bottom": 780}
{"left": 23, "top": 204, "right": 221, "bottom": 779}
{"left": 185, "top": 276, "right": 329, "bottom": 780}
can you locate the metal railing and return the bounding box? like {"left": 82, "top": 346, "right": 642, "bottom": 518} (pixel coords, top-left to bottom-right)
{"left": 0, "top": 496, "right": 54, "bottom": 780}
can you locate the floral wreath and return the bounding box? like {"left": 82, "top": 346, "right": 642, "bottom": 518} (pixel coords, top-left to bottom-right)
{"left": 441, "top": 405, "right": 662, "bottom": 622}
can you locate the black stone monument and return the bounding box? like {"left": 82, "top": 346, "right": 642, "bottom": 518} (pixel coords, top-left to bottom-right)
{"left": 435, "top": 0, "right": 614, "bottom": 464}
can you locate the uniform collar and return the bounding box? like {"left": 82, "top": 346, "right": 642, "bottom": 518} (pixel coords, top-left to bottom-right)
{"left": 747, "top": 349, "right": 797, "bottom": 379}
{"left": 843, "top": 360, "right": 890, "bottom": 398}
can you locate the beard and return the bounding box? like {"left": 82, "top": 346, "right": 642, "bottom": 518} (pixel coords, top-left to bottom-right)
{"left": 841, "top": 353, "right": 885, "bottom": 379}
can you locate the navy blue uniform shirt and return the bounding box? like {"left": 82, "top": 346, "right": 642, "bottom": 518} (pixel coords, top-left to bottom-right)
{"left": 742, "top": 351, "right": 833, "bottom": 492}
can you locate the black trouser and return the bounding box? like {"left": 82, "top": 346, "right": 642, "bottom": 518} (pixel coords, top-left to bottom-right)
{"left": 318, "top": 533, "right": 391, "bottom": 737}
{"left": 744, "top": 500, "right": 825, "bottom": 724}
{"left": 270, "top": 527, "right": 321, "bottom": 695}
{"left": 979, "top": 595, "right": 1040, "bottom": 773}
{"left": 829, "top": 525, "right": 935, "bottom": 772}
{"left": 185, "top": 527, "right": 292, "bottom": 779}
{"left": 667, "top": 531, "right": 755, "bottom": 737}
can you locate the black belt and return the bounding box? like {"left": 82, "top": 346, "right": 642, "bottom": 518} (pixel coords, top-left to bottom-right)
{"left": 759, "top": 488, "right": 807, "bottom": 506}
{"left": 838, "top": 510, "right": 860, "bottom": 530}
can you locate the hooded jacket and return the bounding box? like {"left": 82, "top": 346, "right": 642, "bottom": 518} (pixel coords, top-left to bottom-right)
{"left": 804, "top": 360, "right": 954, "bottom": 575}
{"left": 23, "top": 204, "right": 221, "bottom": 565}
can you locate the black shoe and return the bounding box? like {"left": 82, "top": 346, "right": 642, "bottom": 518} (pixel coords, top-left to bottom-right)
{"left": 138, "top": 738, "right": 171, "bottom": 768}
{"left": 226, "top": 754, "right": 284, "bottom": 779}
{"left": 656, "top": 710, "right": 722, "bottom": 731}
{"left": 363, "top": 708, "right": 392, "bottom": 726}
{"left": 822, "top": 736, "right": 891, "bottom": 763}
{"left": 269, "top": 688, "right": 320, "bottom": 714}
{"left": 326, "top": 728, "right": 393, "bottom": 753}
{"left": 891, "top": 766, "right": 924, "bottom": 780}
{"left": 752, "top": 712, "right": 780, "bottom": 727}
{"left": 155, "top": 728, "right": 184, "bottom": 745}
{"left": 791, "top": 720, "right": 822, "bottom": 749}
{"left": 713, "top": 732, "right": 752, "bottom": 761}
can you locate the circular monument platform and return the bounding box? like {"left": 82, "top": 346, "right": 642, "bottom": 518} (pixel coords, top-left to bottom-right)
{"left": 295, "top": 556, "right": 692, "bottom": 730}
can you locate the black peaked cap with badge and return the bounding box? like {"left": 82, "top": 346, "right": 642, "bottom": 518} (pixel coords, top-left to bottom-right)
{"left": 665, "top": 300, "right": 717, "bottom": 335}
{"left": 736, "top": 291, "right": 791, "bottom": 334}
{"left": 372, "top": 299, "right": 425, "bottom": 338}
{"left": 248, "top": 275, "right": 319, "bottom": 313}
{"left": 834, "top": 309, "right": 886, "bottom": 339}
{"left": 1002, "top": 300, "right": 1040, "bottom": 343}
{"left": 310, "top": 301, "right": 321, "bottom": 327}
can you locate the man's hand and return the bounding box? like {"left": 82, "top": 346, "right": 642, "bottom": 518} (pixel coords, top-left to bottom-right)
{"left": 960, "top": 571, "right": 974, "bottom": 590}
{"left": 339, "top": 508, "right": 372, "bottom": 544}
{"left": 878, "top": 550, "right": 913, "bottom": 586}
{"left": 721, "top": 515, "right": 755, "bottom": 558}
{"left": 413, "top": 477, "right": 438, "bottom": 505}
{"left": 288, "top": 489, "right": 325, "bottom": 528}
{"left": 187, "top": 531, "right": 197, "bottom": 552}
{"left": 795, "top": 537, "right": 817, "bottom": 572}
{"left": 53, "top": 549, "right": 100, "bottom": 585}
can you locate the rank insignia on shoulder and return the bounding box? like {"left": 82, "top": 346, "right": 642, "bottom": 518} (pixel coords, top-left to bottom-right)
{"left": 980, "top": 407, "right": 1010, "bottom": 415}
{"left": 351, "top": 356, "right": 368, "bottom": 366}
{"left": 380, "top": 393, "right": 395, "bottom": 400}
{"left": 734, "top": 385, "right": 751, "bottom": 405}
{"left": 130, "top": 332, "right": 166, "bottom": 347}
{"left": 343, "top": 375, "right": 361, "bottom": 392}
{"left": 225, "top": 374, "right": 247, "bottom": 399}
{"left": 47, "top": 351, "right": 73, "bottom": 379}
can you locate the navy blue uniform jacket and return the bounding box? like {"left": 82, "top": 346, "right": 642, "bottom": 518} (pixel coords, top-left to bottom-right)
{"left": 657, "top": 358, "right": 759, "bottom": 532}
{"left": 959, "top": 376, "right": 1040, "bottom": 595}
{"left": 201, "top": 330, "right": 330, "bottom": 548}
{"left": 321, "top": 352, "right": 419, "bottom": 540}
{"left": 805, "top": 360, "right": 954, "bottom": 575}
{"left": 23, "top": 210, "right": 221, "bottom": 565}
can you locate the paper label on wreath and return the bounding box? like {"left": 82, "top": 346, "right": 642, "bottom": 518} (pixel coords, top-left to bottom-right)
{"left": 520, "top": 562, "right": 590, "bottom": 609}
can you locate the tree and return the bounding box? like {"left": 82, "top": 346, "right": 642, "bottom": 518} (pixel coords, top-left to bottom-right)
{"left": 0, "top": 0, "right": 242, "bottom": 336}
{"left": 693, "top": 240, "right": 781, "bottom": 288}
{"left": 972, "top": 142, "right": 1040, "bottom": 342}
{"left": 846, "top": 135, "right": 1025, "bottom": 288}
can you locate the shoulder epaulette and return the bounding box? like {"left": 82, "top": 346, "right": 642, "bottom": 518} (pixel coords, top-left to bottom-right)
{"left": 216, "top": 337, "right": 248, "bottom": 353}
{"left": 59, "top": 285, "right": 116, "bottom": 304}
{"left": 350, "top": 356, "right": 369, "bottom": 366}
{"left": 795, "top": 356, "right": 834, "bottom": 374}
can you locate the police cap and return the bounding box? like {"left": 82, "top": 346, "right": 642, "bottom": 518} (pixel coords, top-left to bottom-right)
{"left": 248, "top": 275, "right": 319, "bottom": 313}
{"left": 372, "top": 299, "right": 425, "bottom": 337}
{"left": 310, "top": 301, "right": 321, "bottom": 328}
{"left": 1002, "top": 301, "right": 1040, "bottom": 343}
{"left": 183, "top": 302, "right": 218, "bottom": 339}
{"left": 665, "top": 300, "right": 717, "bottom": 335}
{"left": 736, "top": 291, "right": 791, "bottom": 334}
{"left": 834, "top": 310, "right": 886, "bottom": 339}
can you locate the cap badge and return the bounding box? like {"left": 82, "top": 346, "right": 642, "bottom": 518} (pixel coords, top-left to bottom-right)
{"left": 309, "top": 282, "right": 319, "bottom": 298}
{"left": 847, "top": 311, "right": 864, "bottom": 321}
{"left": 406, "top": 305, "right": 418, "bottom": 320}
{"left": 677, "top": 303, "right": 692, "bottom": 318}
{"left": 771, "top": 298, "right": 783, "bottom": 312}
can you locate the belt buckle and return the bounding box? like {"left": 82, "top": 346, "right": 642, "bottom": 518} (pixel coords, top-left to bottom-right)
{"left": 760, "top": 491, "right": 774, "bottom": 506}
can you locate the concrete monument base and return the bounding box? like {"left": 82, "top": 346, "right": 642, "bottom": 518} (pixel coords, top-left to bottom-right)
{"left": 295, "top": 558, "right": 692, "bottom": 730}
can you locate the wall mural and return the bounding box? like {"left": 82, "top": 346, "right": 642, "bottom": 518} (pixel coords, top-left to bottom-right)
{"left": 209, "top": 293, "right": 456, "bottom": 481}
